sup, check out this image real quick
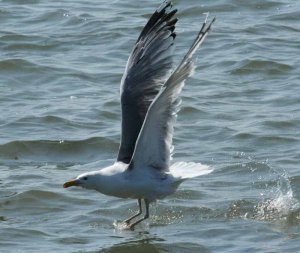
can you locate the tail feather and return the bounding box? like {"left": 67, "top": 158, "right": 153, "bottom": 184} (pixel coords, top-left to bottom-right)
{"left": 169, "top": 161, "right": 213, "bottom": 180}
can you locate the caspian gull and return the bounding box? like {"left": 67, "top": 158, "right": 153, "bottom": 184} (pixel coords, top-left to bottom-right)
{"left": 63, "top": 1, "right": 215, "bottom": 230}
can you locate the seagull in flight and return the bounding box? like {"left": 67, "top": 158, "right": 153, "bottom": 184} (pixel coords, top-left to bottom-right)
{"left": 63, "top": 1, "right": 215, "bottom": 230}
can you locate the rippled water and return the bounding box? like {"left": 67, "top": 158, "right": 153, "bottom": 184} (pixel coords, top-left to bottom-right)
{"left": 1, "top": 0, "right": 300, "bottom": 252}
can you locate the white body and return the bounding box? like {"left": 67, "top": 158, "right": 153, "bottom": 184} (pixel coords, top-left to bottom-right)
{"left": 78, "top": 162, "right": 212, "bottom": 202}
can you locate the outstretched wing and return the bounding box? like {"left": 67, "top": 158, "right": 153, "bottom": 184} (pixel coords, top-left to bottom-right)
{"left": 128, "top": 16, "right": 216, "bottom": 171}
{"left": 117, "top": 1, "right": 178, "bottom": 164}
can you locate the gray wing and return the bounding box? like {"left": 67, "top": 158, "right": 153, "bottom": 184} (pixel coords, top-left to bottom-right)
{"left": 117, "top": 1, "right": 178, "bottom": 163}
{"left": 128, "top": 17, "right": 216, "bottom": 171}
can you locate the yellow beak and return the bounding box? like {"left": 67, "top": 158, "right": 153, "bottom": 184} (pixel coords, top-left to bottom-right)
{"left": 63, "top": 179, "right": 79, "bottom": 188}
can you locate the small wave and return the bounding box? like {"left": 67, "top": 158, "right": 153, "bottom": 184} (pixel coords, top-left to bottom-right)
{"left": 181, "top": 3, "right": 237, "bottom": 16}
{"left": 0, "top": 58, "right": 63, "bottom": 75}
{"left": 231, "top": 59, "right": 292, "bottom": 76}
{"left": 258, "top": 135, "right": 298, "bottom": 144}
{"left": 1, "top": 32, "right": 59, "bottom": 51}
{"left": 234, "top": 132, "right": 256, "bottom": 140}
{"left": 220, "top": 160, "right": 271, "bottom": 175}
{"left": 0, "top": 189, "right": 94, "bottom": 211}
{"left": 262, "top": 119, "right": 299, "bottom": 129}
{"left": 27, "top": 8, "right": 89, "bottom": 28}
{"left": 232, "top": 132, "right": 300, "bottom": 146}
{"left": 101, "top": 239, "right": 209, "bottom": 253}
{"left": 0, "top": 137, "right": 118, "bottom": 162}
{"left": 230, "top": 0, "right": 284, "bottom": 11}
{"left": 268, "top": 10, "right": 300, "bottom": 22}
{"left": 180, "top": 106, "right": 203, "bottom": 115}
{"left": 30, "top": 9, "right": 72, "bottom": 22}
{"left": 0, "top": 190, "right": 64, "bottom": 214}
{"left": 0, "top": 58, "right": 38, "bottom": 71}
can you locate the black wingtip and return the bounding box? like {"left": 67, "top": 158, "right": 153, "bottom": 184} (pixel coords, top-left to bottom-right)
{"left": 206, "top": 17, "right": 216, "bottom": 32}
{"left": 167, "top": 17, "right": 178, "bottom": 27}
{"left": 158, "top": 1, "right": 172, "bottom": 14}
{"left": 164, "top": 1, "right": 173, "bottom": 9}
{"left": 169, "top": 25, "right": 176, "bottom": 33}
{"left": 137, "top": 1, "right": 178, "bottom": 43}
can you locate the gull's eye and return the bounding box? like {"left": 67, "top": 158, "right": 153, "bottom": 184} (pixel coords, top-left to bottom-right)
{"left": 83, "top": 177, "right": 88, "bottom": 180}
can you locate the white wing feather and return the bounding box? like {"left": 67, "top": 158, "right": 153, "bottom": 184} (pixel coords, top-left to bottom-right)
{"left": 129, "top": 16, "right": 216, "bottom": 172}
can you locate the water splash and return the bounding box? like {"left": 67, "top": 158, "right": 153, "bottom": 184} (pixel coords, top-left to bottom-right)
{"left": 229, "top": 153, "right": 300, "bottom": 223}
{"left": 113, "top": 220, "right": 150, "bottom": 231}
{"left": 254, "top": 190, "right": 300, "bottom": 223}
{"left": 253, "top": 167, "right": 300, "bottom": 223}
{"left": 113, "top": 220, "right": 131, "bottom": 231}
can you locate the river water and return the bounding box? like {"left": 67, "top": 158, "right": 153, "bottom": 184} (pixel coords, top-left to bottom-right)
{"left": 0, "top": 0, "right": 299, "bottom": 252}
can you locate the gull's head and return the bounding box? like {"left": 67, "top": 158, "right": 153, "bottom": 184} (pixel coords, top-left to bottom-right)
{"left": 63, "top": 172, "right": 98, "bottom": 190}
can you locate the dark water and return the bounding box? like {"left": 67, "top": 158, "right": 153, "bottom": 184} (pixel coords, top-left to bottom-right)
{"left": 1, "top": 0, "right": 300, "bottom": 252}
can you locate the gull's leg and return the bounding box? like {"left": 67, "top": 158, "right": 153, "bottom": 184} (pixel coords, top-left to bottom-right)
{"left": 124, "top": 198, "right": 142, "bottom": 224}
{"left": 128, "top": 199, "right": 150, "bottom": 230}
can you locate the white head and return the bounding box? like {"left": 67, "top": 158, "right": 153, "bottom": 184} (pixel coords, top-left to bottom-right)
{"left": 63, "top": 163, "right": 127, "bottom": 196}
{"left": 63, "top": 172, "right": 100, "bottom": 190}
